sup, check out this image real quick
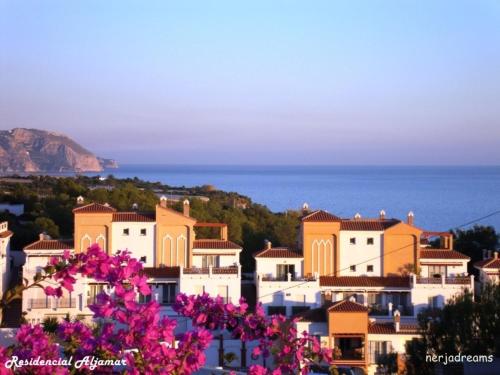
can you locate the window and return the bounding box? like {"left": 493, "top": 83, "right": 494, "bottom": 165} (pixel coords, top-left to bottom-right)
{"left": 291, "top": 306, "right": 310, "bottom": 315}
{"left": 367, "top": 237, "right": 374, "bottom": 245}
{"left": 140, "top": 256, "right": 147, "bottom": 263}
{"left": 350, "top": 237, "right": 356, "bottom": 245}
{"left": 369, "top": 341, "right": 392, "bottom": 364}
{"left": 88, "top": 284, "right": 105, "bottom": 305}
{"left": 276, "top": 264, "right": 295, "bottom": 280}
{"left": 428, "top": 265, "right": 447, "bottom": 277}
{"left": 140, "top": 228, "right": 147, "bottom": 236}
{"left": 367, "top": 265, "right": 374, "bottom": 272}
{"left": 350, "top": 265, "right": 356, "bottom": 272}
{"left": 268, "top": 306, "right": 286, "bottom": 316}
{"left": 123, "top": 228, "right": 129, "bottom": 236}
{"left": 139, "top": 292, "right": 152, "bottom": 304}
{"left": 202, "top": 255, "right": 220, "bottom": 268}
{"left": 161, "top": 284, "right": 177, "bottom": 305}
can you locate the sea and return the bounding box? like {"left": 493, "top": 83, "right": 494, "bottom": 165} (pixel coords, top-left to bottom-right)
{"left": 89, "top": 165, "right": 500, "bottom": 232}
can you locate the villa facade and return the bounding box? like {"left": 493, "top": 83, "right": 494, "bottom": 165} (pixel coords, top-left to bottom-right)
{"left": 22, "top": 197, "right": 242, "bottom": 326}
{"left": 254, "top": 209, "right": 474, "bottom": 374}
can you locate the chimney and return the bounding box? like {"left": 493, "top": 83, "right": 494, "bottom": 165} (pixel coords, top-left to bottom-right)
{"left": 76, "top": 196, "right": 84, "bottom": 205}
{"left": 264, "top": 240, "right": 272, "bottom": 249}
{"left": 494, "top": 252, "right": 498, "bottom": 259}
{"left": 302, "top": 202, "right": 310, "bottom": 214}
{"left": 132, "top": 203, "right": 138, "bottom": 210}
{"left": 183, "top": 199, "right": 190, "bottom": 217}
{"left": 39, "top": 232, "right": 51, "bottom": 241}
{"left": 354, "top": 213, "right": 361, "bottom": 219}
{"left": 393, "top": 310, "right": 401, "bottom": 332}
{"left": 159, "top": 196, "right": 167, "bottom": 208}
{"left": 379, "top": 210, "right": 386, "bottom": 220}
{"left": 407, "top": 211, "right": 414, "bottom": 226}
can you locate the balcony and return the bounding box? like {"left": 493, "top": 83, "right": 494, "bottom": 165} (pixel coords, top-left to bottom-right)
{"left": 333, "top": 337, "right": 366, "bottom": 364}
{"left": 181, "top": 266, "right": 240, "bottom": 277}
{"left": 413, "top": 275, "right": 473, "bottom": 286}
{"left": 30, "top": 298, "right": 50, "bottom": 309}
{"left": 29, "top": 298, "right": 77, "bottom": 309}
{"left": 57, "top": 298, "right": 77, "bottom": 308}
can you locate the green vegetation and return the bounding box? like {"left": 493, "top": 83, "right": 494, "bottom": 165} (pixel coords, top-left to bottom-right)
{"left": 0, "top": 175, "right": 302, "bottom": 271}
{"left": 452, "top": 225, "right": 499, "bottom": 274}
{"left": 405, "top": 283, "right": 500, "bottom": 375}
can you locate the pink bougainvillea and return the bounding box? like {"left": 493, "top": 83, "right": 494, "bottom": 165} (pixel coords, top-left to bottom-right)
{"left": 1, "top": 244, "right": 332, "bottom": 374}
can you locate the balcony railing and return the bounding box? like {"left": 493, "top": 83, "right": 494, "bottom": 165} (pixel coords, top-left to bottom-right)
{"left": 183, "top": 266, "right": 239, "bottom": 275}
{"left": 415, "top": 276, "right": 472, "bottom": 285}
{"left": 30, "top": 298, "right": 50, "bottom": 309}
{"left": 261, "top": 275, "right": 316, "bottom": 282}
{"left": 30, "top": 298, "right": 77, "bottom": 309}
{"left": 57, "top": 298, "right": 77, "bottom": 308}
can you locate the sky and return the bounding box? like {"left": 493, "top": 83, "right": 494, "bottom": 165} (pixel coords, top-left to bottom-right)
{"left": 1, "top": 0, "right": 500, "bottom": 165}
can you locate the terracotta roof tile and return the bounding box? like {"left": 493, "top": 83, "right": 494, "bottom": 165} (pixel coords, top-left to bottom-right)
{"left": 193, "top": 239, "right": 242, "bottom": 250}
{"left": 320, "top": 276, "right": 410, "bottom": 288}
{"left": 112, "top": 212, "right": 155, "bottom": 222}
{"left": 24, "top": 239, "right": 74, "bottom": 251}
{"left": 302, "top": 210, "right": 341, "bottom": 222}
{"left": 142, "top": 267, "right": 180, "bottom": 278}
{"left": 254, "top": 247, "right": 302, "bottom": 258}
{"left": 420, "top": 249, "right": 470, "bottom": 260}
{"left": 0, "top": 230, "right": 13, "bottom": 238}
{"left": 368, "top": 322, "right": 419, "bottom": 335}
{"left": 194, "top": 222, "right": 227, "bottom": 228}
{"left": 340, "top": 219, "right": 400, "bottom": 231}
{"left": 328, "top": 299, "right": 368, "bottom": 312}
{"left": 73, "top": 203, "right": 116, "bottom": 213}
{"left": 474, "top": 258, "right": 500, "bottom": 269}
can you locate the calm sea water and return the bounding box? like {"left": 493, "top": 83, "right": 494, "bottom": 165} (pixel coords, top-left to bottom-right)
{"left": 94, "top": 165, "right": 500, "bottom": 232}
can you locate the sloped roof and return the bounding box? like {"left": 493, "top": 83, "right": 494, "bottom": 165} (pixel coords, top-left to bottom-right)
{"left": 0, "top": 230, "right": 13, "bottom": 238}
{"left": 112, "top": 212, "right": 155, "bottom": 222}
{"left": 320, "top": 276, "right": 411, "bottom": 288}
{"left": 302, "top": 210, "right": 341, "bottom": 222}
{"left": 368, "top": 322, "right": 419, "bottom": 335}
{"left": 193, "top": 239, "right": 242, "bottom": 250}
{"left": 24, "top": 239, "right": 74, "bottom": 251}
{"left": 254, "top": 247, "right": 302, "bottom": 258}
{"left": 73, "top": 202, "right": 116, "bottom": 213}
{"left": 340, "top": 219, "right": 400, "bottom": 231}
{"left": 474, "top": 257, "right": 500, "bottom": 269}
{"left": 420, "top": 249, "right": 470, "bottom": 260}
{"left": 328, "top": 299, "right": 368, "bottom": 312}
{"left": 142, "top": 267, "right": 180, "bottom": 278}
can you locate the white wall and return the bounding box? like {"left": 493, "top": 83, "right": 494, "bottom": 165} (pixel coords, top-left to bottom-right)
{"left": 339, "top": 231, "right": 383, "bottom": 276}
{"left": 111, "top": 222, "right": 156, "bottom": 267}
{"left": 192, "top": 251, "right": 240, "bottom": 268}
{"left": 255, "top": 258, "right": 304, "bottom": 278}
{"left": 180, "top": 272, "right": 241, "bottom": 305}
{"left": 256, "top": 277, "right": 320, "bottom": 316}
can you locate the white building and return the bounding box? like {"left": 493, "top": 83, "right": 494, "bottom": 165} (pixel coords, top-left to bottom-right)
{"left": 22, "top": 200, "right": 242, "bottom": 326}
{"left": 0, "top": 222, "right": 13, "bottom": 296}
{"left": 474, "top": 250, "right": 500, "bottom": 285}
{"left": 254, "top": 209, "right": 474, "bottom": 374}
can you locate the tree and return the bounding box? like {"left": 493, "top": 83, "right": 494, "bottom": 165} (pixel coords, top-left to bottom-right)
{"left": 452, "top": 225, "right": 498, "bottom": 274}
{"left": 33, "top": 217, "right": 60, "bottom": 238}
{"left": 405, "top": 283, "right": 500, "bottom": 374}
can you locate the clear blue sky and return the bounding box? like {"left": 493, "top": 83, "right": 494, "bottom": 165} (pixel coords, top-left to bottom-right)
{"left": 1, "top": 0, "right": 499, "bottom": 165}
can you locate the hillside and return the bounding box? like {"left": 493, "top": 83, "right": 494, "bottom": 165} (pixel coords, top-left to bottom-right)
{"left": 0, "top": 128, "right": 117, "bottom": 173}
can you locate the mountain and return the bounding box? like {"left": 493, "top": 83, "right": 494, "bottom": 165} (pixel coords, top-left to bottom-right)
{"left": 0, "top": 128, "right": 118, "bottom": 173}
